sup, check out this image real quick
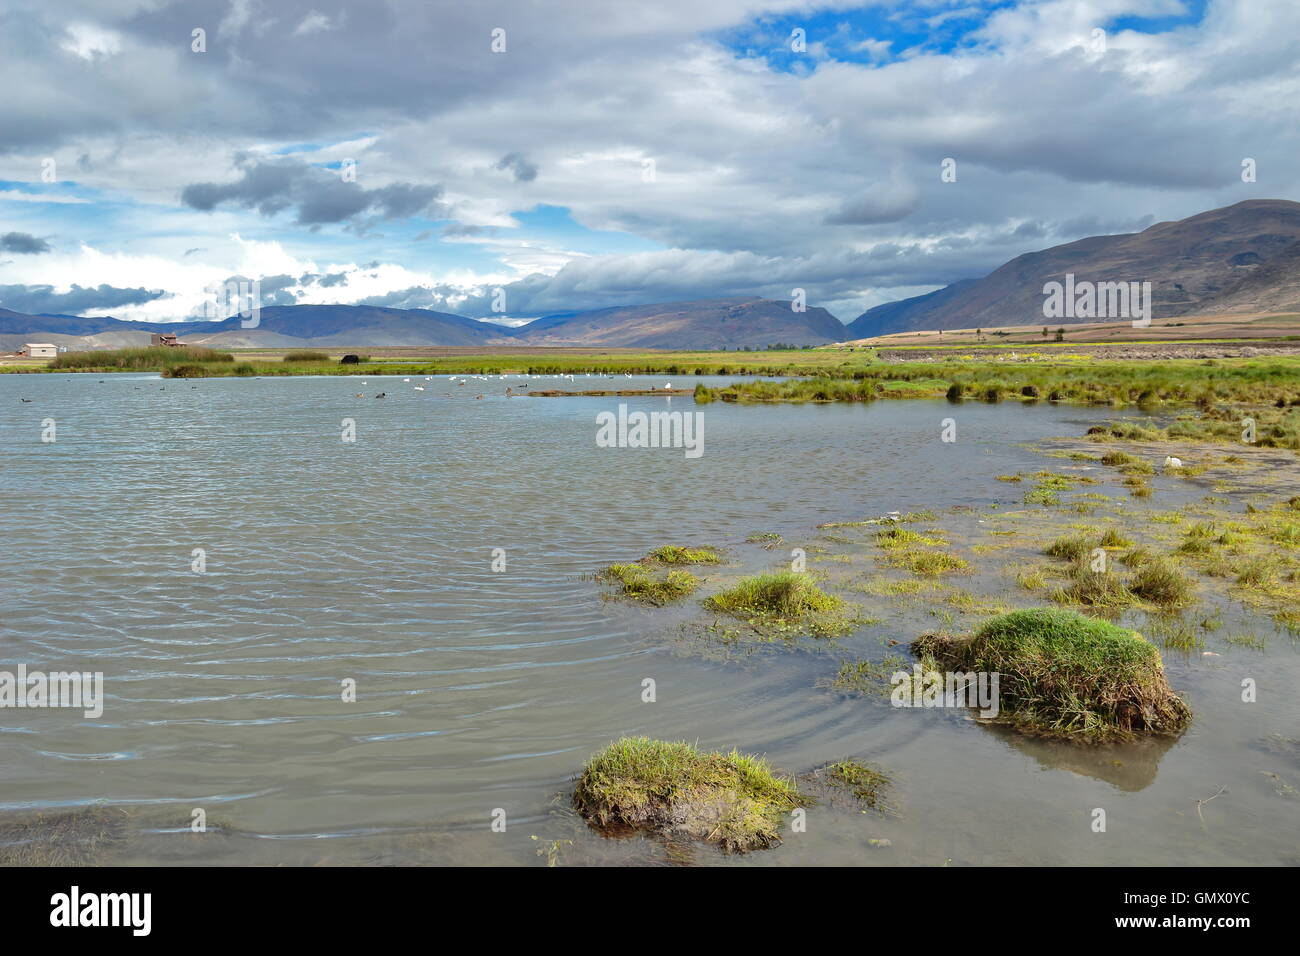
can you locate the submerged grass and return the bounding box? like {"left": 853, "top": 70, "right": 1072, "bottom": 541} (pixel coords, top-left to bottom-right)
{"left": 914, "top": 608, "right": 1191, "bottom": 741}
{"left": 599, "top": 563, "right": 700, "bottom": 605}
{"left": 882, "top": 548, "right": 970, "bottom": 576}
{"left": 572, "top": 736, "right": 802, "bottom": 852}
{"left": 0, "top": 806, "right": 128, "bottom": 866}
{"left": 646, "top": 545, "right": 722, "bottom": 565}
{"left": 821, "top": 759, "right": 892, "bottom": 812}
{"left": 703, "top": 571, "right": 852, "bottom": 638}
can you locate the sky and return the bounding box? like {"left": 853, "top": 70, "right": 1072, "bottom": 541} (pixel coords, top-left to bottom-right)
{"left": 0, "top": 0, "right": 1292, "bottom": 325}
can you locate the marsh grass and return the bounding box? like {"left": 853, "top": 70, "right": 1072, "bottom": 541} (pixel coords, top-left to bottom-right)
{"left": 913, "top": 608, "right": 1191, "bottom": 741}
{"left": 1045, "top": 533, "right": 1095, "bottom": 562}
{"left": 693, "top": 358, "right": 1300, "bottom": 410}
{"left": 646, "top": 545, "right": 722, "bottom": 565}
{"left": 1100, "top": 527, "right": 1133, "bottom": 548}
{"left": 599, "top": 563, "right": 700, "bottom": 605}
{"left": 1127, "top": 557, "right": 1197, "bottom": 609}
{"left": 875, "top": 527, "right": 947, "bottom": 548}
{"left": 704, "top": 572, "right": 852, "bottom": 637}
{"left": 0, "top": 806, "right": 127, "bottom": 866}
{"left": 883, "top": 548, "right": 970, "bottom": 576}
{"left": 1145, "top": 616, "right": 1206, "bottom": 652}
{"left": 51, "top": 346, "right": 233, "bottom": 370}
{"left": 1095, "top": 405, "right": 1300, "bottom": 450}
{"left": 1054, "top": 565, "right": 1137, "bottom": 611}
{"left": 830, "top": 655, "right": 909, "bottom": 696}
{"left": 572, "top": 737, "right": 802, "bottom": 853}
{"left": 820, "top": 760, "right": 892, "bottom": 812}
{"left": 282, "top": 350, "right": 330, "bottom": 362}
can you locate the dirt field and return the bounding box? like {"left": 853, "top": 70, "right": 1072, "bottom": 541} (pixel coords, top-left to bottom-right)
{"left": 836, "top": 311, "right": 1300, "bottom": 349}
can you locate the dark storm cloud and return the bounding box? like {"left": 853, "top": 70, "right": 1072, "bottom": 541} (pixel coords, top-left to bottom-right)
{"left": 0, "top": 283, "right": 167, "bottom": 314}
{"left": 0, "top": 232, "right": 51, "bottom": 254}
{"left": 495, "top": 152, "right": 538, "bottom": 182}
{"left": 181, "top": 157, "right": 447, "bottom": 226}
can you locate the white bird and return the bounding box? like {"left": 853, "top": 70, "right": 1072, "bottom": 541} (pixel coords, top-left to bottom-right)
{"left": 414, "top": 386, "right": 424, "bottom": 391}
{"left": 403, "top": 378, "right": 410, "bottom": 382}
{"left": 664, "top": 382, "right": 672, "bottom": 390}
{"left": 1164, "top": 456, "right": 1183, "bottom": 469}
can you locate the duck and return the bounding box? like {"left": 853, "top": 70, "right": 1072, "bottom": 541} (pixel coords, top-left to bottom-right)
{"left": 1164, "top": 456, "right": 1183, "bottom": 469}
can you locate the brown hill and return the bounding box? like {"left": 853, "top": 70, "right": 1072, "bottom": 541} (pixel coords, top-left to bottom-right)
{"left": 513, "top": 296, "right": 845, "bottom": 348}
{"left": 847, "top": 199, "right": 1300, "bottom": 337}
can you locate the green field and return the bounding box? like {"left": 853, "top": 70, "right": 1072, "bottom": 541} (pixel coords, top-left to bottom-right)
{"left": 13, "top": 345, "right": 1300, "bottom": 413}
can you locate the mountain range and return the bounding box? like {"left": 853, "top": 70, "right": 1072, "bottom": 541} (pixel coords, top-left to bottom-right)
{"left": 844, "top": 199, "right": 1300, "bottom": 337}
{"left": 5, "top": 199, "right": 1300, "bottom": 351}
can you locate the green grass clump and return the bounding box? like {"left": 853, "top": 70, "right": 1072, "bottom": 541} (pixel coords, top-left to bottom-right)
{"left": 1127, "top": 556, "right": 1196, "bottom": 609}
{"left": 875, "top": 527, "right": 946, "bottom": 548}
{"left": 646, "top": 545, "right": 721, "bottom": 565}
{"left": 884, "top": 549, "right": 970, "bottom": 576}
{"left": 1054, "top": 565, "right": 1137, "bottom": 610}
{"left": 1099, "top": 527, "right": 1133, "bottom": 548}
{"left": 1045, "top": 533, "right": 1095, "bottom": 562}
{"left": 1124, "top": 476, "right": 1153, "bottom": 498}
{"left": 1101, "top": 450, "right": 1139, "bottom": 467}
{"left": 913, "top": 608, "right": 1191, "bottom": 741}
{"left": 572, "top": 737, "right": 802, "bottom": 852}
{"left": 283, "top": 350, "right": 330, "bottom": 362}
{"left": 599, "top": 563, "right": 700, "bottom": 605}
{"left": 822, "top": 760, "right": 892, "bottom": 811}
{"left": 705, "top": 572, "right": 840, "bottom": 618}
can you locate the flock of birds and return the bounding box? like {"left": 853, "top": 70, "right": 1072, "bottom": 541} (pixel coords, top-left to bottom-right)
{"left": 20, "top": 371, "right": 673, "bottom": 404}
{"left": 344, "top": 372, "right": 671, "bottom": 401}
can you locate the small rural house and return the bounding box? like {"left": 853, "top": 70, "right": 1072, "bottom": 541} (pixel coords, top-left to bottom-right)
{"left": 150, "top": 332, "right": 186, "bottom": 347}
{"left": 22, "top": 343, "right": 58, "bottom": 359}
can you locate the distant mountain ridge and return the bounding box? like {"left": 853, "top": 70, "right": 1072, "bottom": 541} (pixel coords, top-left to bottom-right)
{"left": 0, "top": 296, "right": 843, "bottom": 350}
{"left": 510, "top": 296, "right": 845, "bottom": 348}
{"left": 9, "top": 199, "right": 1300, "bottom": 351}
{"left": 846, "top": 199, "right": 1300, "bottom": 338}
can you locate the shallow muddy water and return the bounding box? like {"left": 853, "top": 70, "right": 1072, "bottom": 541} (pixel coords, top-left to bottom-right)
{"left": 1, "top": 373, "right": 1296, "bottom": 866}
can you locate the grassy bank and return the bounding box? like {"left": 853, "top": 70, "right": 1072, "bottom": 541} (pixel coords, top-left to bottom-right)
{"left": 48, "top": 345, "right": 234, "bottom": 371}
{"left": 22, "top": 346, "right": 861, "bottom": 378}
{"left": 694, "top": 356, "right": 1300, "bottom": 408}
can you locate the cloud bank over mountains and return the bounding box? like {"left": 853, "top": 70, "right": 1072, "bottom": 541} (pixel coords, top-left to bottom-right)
{"left": 0, "top": 0, "right": 1295, "bottom": 324}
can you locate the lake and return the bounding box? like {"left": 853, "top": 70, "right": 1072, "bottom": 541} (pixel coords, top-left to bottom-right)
{"left": 1, "top": 372, "right": 1296, "bottom": 866}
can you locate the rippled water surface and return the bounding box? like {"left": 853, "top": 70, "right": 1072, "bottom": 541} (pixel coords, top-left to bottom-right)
{"left": 2, "top": 373, "right": 1296, "bottom": 866}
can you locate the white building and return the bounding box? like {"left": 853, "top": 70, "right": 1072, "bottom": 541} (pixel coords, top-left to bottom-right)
{"left": 23, "top": 343, "right": 57, "bottom": 359}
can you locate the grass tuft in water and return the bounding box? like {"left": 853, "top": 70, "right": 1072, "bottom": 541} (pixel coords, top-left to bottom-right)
{"left": 821, "top": 759, "right": 892, "bottom": 812}
{"left": 599, "top": 563, "right": 700, "bottom": 605}
{"left": 646, "top": 545, "right": 722, "bottom": 565}
{"left": 913, "top": 608, "right": 1191, "bottom": 742}
{"left": 572, "top": 736, "right": 802, "bottom": 853}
